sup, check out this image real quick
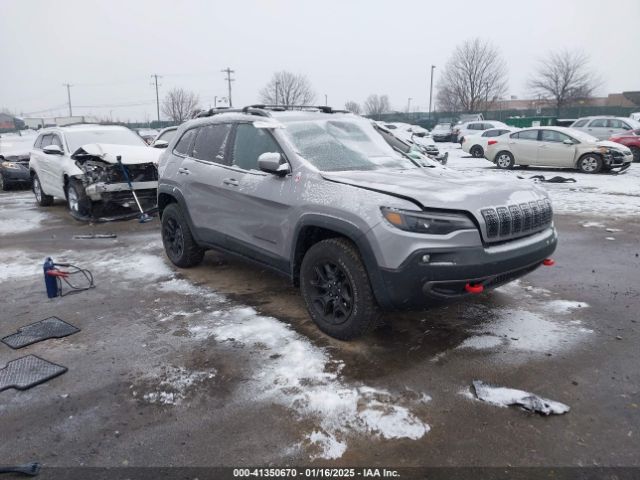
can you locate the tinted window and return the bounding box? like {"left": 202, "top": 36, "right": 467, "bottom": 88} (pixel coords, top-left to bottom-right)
{"left": 482, "top": 129, "right": 500, "bottom": 137}
{"left": 541, "top": 130, "right": 571, "bottom": 143}
{"left": 192, "top": 124, "right": 232, "bottom": 164}
{"left": 589, "top": 119, "right": 607, "bottom": 128}
{"left": 173, "top": 129, "right": 197, "bottom": 156}
{"left": 468, "top": 123, "right": 482, "bottom": 130}
{"left": 573, "top": 119, "right": 588, "bottom": 127}
{"left": 513, "top": 130, "right": 538, "bottom": 141}
{"left": 608, "top": 119, "right": 630, "bottom": 129}
{"left": 34, "top": 135, "right": 44, "bottom": 148}
{"left": 40, "top": 134, "right": 53, "bottom": 148}
{"left": 497, "top": 129, "right": 511, "bottom": 135}
{"left": 232, "top": 124, "right": 283, "bottom": 171}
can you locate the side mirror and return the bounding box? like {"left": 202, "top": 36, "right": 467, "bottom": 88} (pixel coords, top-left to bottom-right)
{"left": 258, "top": 152, "right": 290, "bottom": 176}
{"left": 153, "top": 140, "right": 169, "bottom": 149}
{"left": 563, "top": 139, "right": 574, "bottom": 145}
{"left": 43, "top": 145, "right": 64, "bottom": 155}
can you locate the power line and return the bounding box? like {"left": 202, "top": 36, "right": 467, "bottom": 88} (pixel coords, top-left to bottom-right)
{"left": 63, "top": 83, "right": 73, "bottom": 116}
{"left": 151, "top": 74, "right": 162, "bottom": 122}
{"left": 221, "top": 67, "right": 235, "bottom": 107}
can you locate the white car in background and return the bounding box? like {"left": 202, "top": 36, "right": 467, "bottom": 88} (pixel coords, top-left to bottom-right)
{"left": 484, "top": 126, "right": 633, "bottom": 173}
{"left": 431, "top": 122, "right": 454, "bottom": 142}
{"left": 453, "top": 120, "right": 510, "bottom": 143}
{"left": 461, "top": 127, "right": 518, "bottom": 158}
{"left": 29, "top": 124, "right": 161, "bottom": 218}
{"left": 569, "top": 116, "right": 640, "bottom": 140}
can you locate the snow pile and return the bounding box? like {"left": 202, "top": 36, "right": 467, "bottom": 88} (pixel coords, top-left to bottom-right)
{"left": 191, "top": 306, "right": 430, "bottom": 459}
{"left": 136, "top": 366, "right": 215, "bottom": 406}
{"left": 471, "top": 380, "right": 570, "bottom": 415}
{"left": 0, "top": 192, "right": 51, "bottom": 236}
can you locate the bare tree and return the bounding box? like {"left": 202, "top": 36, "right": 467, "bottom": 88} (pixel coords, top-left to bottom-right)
{"left": 344, "top": 101, "right": 361, "bottom": 114}
{"left": 528, "top": 50, "right": 600, "bottom": 116}
{"left": 260, "top": 71, "right": 316, "bottom": 106}
{"left": 162, "top": 88, "right": 200, "bottom": 123}
{"left": 436, "top": 85, "right": 462, "bottom": 113}
{"left": 363, "top": 94, "right": 390, "bottom": 119}
{"left": 437, "top": 38, "right": 507, "bottom": 113}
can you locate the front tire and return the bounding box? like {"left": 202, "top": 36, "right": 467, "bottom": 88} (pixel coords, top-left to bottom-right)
{"left": 67, "top": 178, "right": 92, "bottom": 218}
{"left": 630, "top": 146, "right": 640, "bottom": 163}
{"left": 300, "top": 238, "right": 380, "bottom": 340}
{"left": 161, "top": 203, "right": 204, "bottom": 268}
{"left": 32, "top": 173, "right": 54, "bottom": 206}
{"left": 470, "top": 145, "right": 484, "bottom": 158}
{"left": 495, "top": 151, "right": 515, "bottom": 169}
{"left": 0, "top": 172, "right": 7, "bottom": 191}
{"left": 577, "top": 154, "right": 602, "bottom": 174}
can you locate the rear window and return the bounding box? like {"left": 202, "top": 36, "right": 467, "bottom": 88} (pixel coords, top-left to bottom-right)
{"left": 573, "top": 119, "right": 588, "bottom": 128}
{"left": 512, "top": 130, "right": 538, "bottom": 141}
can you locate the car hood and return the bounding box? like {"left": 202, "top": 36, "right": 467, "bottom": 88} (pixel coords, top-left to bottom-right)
{"left": 597, "top": 140, "right": 632, "bottom": 153}
{"left": 71, "top": 143, "right": 162, "bottom": 165}
{"left": 321, "top": 168, "right": 547, "bottom": 215}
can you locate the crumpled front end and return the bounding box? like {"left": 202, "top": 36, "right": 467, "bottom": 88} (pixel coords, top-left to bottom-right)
{"left": 71, "top": 144, "right": 160, "bottom": 219}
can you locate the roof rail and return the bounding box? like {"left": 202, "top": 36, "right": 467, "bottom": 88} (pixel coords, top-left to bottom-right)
{"left": 246, "top": 104, "right": 350, "bottom": 114}
{"left": 195, "top": 107, "right": 271, "bottom": 118}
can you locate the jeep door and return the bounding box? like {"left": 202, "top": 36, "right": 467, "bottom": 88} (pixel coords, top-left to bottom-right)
{"left": 508, "top": 129, "right": 540, "bottom": 164}
{"left": 538, "top": 130, "right": 576, "bottom": 167}
{"left": 224, "top": 123, "right": 293, "bottom": 267}
{"left": 176, "top": 124, "right": 235, "bottom": 245}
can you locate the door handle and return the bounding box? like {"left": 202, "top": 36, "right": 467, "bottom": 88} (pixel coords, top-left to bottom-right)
{"left": 178, "top": 167, "right": 190, "bottom": 175}
{"left": 223, "top": 178, "right": 239, "bottom": 187}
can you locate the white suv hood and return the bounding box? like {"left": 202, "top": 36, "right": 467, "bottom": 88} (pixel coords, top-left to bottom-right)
{"left": 71, "top": 143, "right": 161, "bottom": 165}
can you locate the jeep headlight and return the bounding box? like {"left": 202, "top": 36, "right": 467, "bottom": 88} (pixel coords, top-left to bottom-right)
{"left": 381, "top": 207, "right": 476, "bottom": 235}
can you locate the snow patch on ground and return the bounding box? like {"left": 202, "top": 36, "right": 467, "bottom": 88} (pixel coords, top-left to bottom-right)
{"left": 135, "top": 366, "right": 215, "bottom": 405}
{"left": 0, "top": 192, "right": 53, "bottom": 236}
{"left": 471, "top": 380, "right": 570, "bottom": 415}
{"left": 0, "top": 250, "right": 44, "bottom": 280}
{"left": 190, "top": 306, "right": 430, "bottom": 459}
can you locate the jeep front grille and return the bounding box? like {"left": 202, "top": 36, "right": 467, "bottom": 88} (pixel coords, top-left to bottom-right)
{"left": 481, "top": 199, "right": 552, "bottom": 241}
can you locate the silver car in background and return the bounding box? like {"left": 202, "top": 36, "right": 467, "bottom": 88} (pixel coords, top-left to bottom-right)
{"left": 570, "top": 116, "right": 640, "bottom": 140}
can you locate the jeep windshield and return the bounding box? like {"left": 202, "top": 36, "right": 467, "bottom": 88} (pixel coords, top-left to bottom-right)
{"left": 65, "top": 128, "right": 147, "bottom": 152}
{"left": 284, "top": 118, "right": 418, "bottom": 172}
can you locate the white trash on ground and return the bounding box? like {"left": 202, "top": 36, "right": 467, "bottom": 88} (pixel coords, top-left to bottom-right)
{"left": 472, "top": 380, "right": 570, "bottom": 415}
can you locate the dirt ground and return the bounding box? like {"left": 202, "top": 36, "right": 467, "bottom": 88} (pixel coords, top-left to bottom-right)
{"left": 0, "top": 182, "right": 639, "bottom": 475}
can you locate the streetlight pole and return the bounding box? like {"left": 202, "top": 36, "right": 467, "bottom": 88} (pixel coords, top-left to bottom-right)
{"left": 407, "top": 97, "right": 412, "bottom": 113}
{"left": 325, "top": 94, "right": 328, "bottom": 106}
{"left": 275, "top": 81, "right": 280, "bottom": 106}
{"left": 428, "top": 65, "right": 435, "bottom": 122}
{"left": 63, "top": 83, "right": 73, "bottom": 116}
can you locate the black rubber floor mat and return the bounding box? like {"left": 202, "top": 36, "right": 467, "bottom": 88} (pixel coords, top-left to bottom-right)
{"left": 0, "top": 355, "right": 67, "bottom": 392}
{"left": 2, "top": 317, "right": 80, "bottom": 349}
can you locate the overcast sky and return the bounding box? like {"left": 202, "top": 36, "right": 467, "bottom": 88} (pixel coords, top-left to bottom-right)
{"left": 2, "top": 0, "right": 639, "bottom": 122}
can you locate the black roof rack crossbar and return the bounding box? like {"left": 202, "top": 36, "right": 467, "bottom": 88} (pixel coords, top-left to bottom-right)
{"left": 195, "top": 107, "right": 271, "bottom": 118}
{"left": 246, "top": 104, "right": 350, "bottom": 114}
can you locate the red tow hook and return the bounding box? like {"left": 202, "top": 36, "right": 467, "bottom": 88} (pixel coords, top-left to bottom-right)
{"left": 465, "top": 283, "right": 484, "bottom": 294}
{"left": 543, "top": 258, "right": 555, "bottom": 266}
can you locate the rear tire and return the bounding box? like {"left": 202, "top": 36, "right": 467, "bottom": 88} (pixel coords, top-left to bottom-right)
{"left": 630, "top": 146, "right": 640, "bottom": 163}
{"left": 32, "top": 173, "right": 53, "bottom": 206}
{"left": 161, "top": 203, "right": 204, "bottom": 268}
{"left": 67, "top": 178, "right": 92, "bottom": 218}
{"left": 300, "top": 238, "right": 381, "bottom": 340}
{"left": 577, "top": 154, "right": 602, "bottom": 174}
{"left": 0, "top": 172, "right": 7, "bottom": 191}
{"left": 495, "top": 151, "right": 515, "bottom": 169}
{"left": 470, "top": 145, "right": 484, "bottom": 158}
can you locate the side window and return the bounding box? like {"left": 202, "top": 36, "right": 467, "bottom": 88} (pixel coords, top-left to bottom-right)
{"left": 541, "top": 130, "right": 571, "bottom": 143}
{"left": 482, "top": 129, "right": 498, "bottom": 137}
{"left": 34, "top": 135, "right": 44, "bottom": 149}
{"left": 608, "top": 119, "right": 631, "bottom": 130}
{"left": 468, "top": 123, "right": 481, "bottom": 130}
{"left": 232, "top": 124, "right": 282, "bottom": 171}
{"left": 173, "top": 129, "right": 197, "bottom": 156}
{"left": 589, "top": 119, "right": 607, "bottom": 128}
{"left": 40, "top": 134, "right": 53, "bottom": 148}
{"left": 192, "top": 124, "right": 232, "bottom": 164}
{"left": 51, "top": 135, "right": 63, "bottom": 149}
{"left": 573, "top": 119, "right": 588, "bottom": 128}
{"left": 514, "top": 130, "right": 539, "bottom": 141}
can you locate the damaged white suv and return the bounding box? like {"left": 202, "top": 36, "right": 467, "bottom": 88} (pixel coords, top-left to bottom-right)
{"left": 29, "top": 124, "right": 161, "bottom": 219}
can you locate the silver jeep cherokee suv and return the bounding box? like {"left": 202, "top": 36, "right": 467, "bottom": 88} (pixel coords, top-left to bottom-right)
{"left": 158, "top": 106, "right": 557, "bottom": 340}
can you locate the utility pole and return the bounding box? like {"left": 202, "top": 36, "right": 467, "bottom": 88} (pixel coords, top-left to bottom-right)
{"left": 407, "top": 97, "right": 412, "bottom": 113}
{"left": 324, "top": 94, "right": 328, "bottom": 106}
{"left": 63, "top": 83, "right": 73, "bottom": 116}
{"left": 221, "top": 67, "right": 235, "bottom": 107}
{"left": 151, "top": 74, "right": 162, "bottom": 122}
{"left": 428, "top": 65, "right": 435, "bottom": 122}
{"left": 275, "top": 81, "right": 280, "bottom": 106}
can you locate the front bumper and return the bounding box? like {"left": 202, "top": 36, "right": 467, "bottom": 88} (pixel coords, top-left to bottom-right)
{"left": 376, "top": 227, "right": 558, "bottom": 309}
{"left": 85, "top": 180, "right": 158, "bottom": 200}
{"left": 603, "top": 152, "right": 632, "bottom": 171}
